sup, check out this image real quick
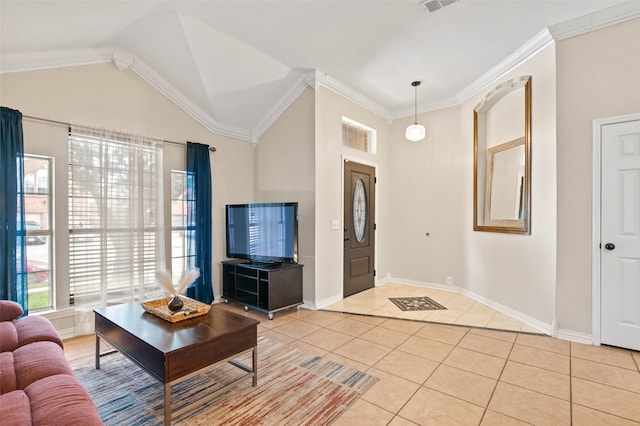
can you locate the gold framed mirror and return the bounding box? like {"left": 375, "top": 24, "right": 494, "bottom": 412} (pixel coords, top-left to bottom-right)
{"left": 474, "top": 76, "right": 531, "bottom": 234}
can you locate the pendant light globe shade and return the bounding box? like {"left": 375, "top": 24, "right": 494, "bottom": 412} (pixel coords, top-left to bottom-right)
{"left": 406, "top": 124, "right": 425, "bottom": 142}
{"left": 406, "top": 80, "right": 425, "bottom": 142}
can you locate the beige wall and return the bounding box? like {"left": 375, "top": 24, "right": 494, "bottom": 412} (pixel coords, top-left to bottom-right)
{"left": 255, "top": 88, "right": 316, "bottom": 304}
{"left": 461, "top": 44, "right": 558, "bottom": 327}
{"left": 252, "top": 83, "right": 393, "bottom": 308}
{"left": 388, "top": 106, "right": 466, "bottom": 288}
{"left": 556, "top": 17, "right": 640, "bottom": 334}
{"left": 0, "top": 63, "right": 255, "bottom": 310}
{"left": 314, "top": 86, "right": 391, "bottom": 306}
{"left": 386, "top": 44, "right": 557, "bottom": 329}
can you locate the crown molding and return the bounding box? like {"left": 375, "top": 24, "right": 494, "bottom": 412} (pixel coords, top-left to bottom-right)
{"left": 2, "top": 2, "right": 638, "bottom": 141}
{"left": 0, "top": 48, "right": 113, "bottom": 73}
{"left": 126, "top": 54, "right": 252, "bottom": 143}
{"left": 548, "top": 1, "right": 640, "bottom": 41}
{"left": 392, "top": 96, "right": 462, "bottom": 120}
{"left": 251, "top": 72, "right": 309, "bottom": 142}
{"left": 0, "top": 47, "right": 253, "bottom": 143}
{"left": 456, "top": 28, "right": 553, "bottom": 105}
{"left": 307, "top": 70, "right": 394, "bottom": 120}
{"left": 455, "top": 2, "right": 640, "bottom": 106}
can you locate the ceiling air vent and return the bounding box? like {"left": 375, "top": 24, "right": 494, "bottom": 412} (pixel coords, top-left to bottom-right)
{"left": 420, "top": 0, "right": 459, "bottom": 13}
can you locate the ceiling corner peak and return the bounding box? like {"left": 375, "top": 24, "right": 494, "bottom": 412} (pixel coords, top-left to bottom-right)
{"left": 112, "top": 49, "right": 135, "bottom": 71}
{"left": 304, "top": 70, "right": 324, "bottom": 89}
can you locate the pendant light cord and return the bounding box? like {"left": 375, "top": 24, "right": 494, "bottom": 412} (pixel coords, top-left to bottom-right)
{"left": 414, "top": 84, "right": 418, "bottom": 124}
{"left": 411, "top": 80, "right": 421, "bottom": 125}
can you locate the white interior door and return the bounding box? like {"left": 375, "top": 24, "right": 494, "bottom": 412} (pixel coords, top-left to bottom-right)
{"left": 600, "top": 118, "right": 640, "bottom": 351}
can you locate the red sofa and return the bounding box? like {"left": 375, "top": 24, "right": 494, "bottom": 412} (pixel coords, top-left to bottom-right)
{"left": 0, "top": 300, "right": 103, "bottom": 425}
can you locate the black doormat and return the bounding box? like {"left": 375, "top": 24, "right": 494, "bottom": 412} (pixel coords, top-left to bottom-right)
{"left": 389, "top": 297, "right": 447, "bottom": 311}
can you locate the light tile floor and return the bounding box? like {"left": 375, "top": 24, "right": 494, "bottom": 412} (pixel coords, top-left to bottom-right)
{"left": 218, "top": 302, "right": 640, "bottom": 425}
{"left": 322, "top": 282, "right": 542, "bottom": 333}
{"left": 64, "top": 297, "right": 640, "bottom": 425}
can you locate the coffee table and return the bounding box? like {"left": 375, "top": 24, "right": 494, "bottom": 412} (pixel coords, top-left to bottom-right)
{"left": 94, "top": 302, "right": 259, "bottom": 425}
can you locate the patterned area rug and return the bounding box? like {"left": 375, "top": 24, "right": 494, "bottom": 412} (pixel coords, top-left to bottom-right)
{"left": 71, "top": 337, "right": 377, "bottom": 425}
{"left": 389, "top": 296, "right": 447, "bottom": 311}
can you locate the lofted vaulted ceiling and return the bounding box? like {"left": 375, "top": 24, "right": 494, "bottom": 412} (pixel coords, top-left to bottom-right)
{"left": 1, "top": 1, "right": 639, "bottom": 143}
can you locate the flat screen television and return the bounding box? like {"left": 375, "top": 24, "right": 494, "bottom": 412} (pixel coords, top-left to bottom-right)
{"left": 225, "top": 202, "right": 298, "bottom": 264}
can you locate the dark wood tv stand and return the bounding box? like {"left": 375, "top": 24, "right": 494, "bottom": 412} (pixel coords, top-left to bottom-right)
{"left": 222, "top": 260, "right": 303, "bottom": 319}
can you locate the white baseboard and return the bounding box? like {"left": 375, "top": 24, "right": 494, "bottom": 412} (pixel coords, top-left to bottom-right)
{"left": 58, "top": 328, "right": 77, "bottom": 340}
{"left": 274, "top": 277, "right": 595, "bottom": 344}
{"left": 315, "top": 294, "right": 343, "bottom": 310}
{"left": 388, "top": 279, "right": 600, "bottom": 343}
{"left": 555, "top": 328, "right": 593, "bottom": 345}
{"left": 457, "top": 288, "right": 552, "bottom": 335}
{"left": 391, "top": 277, "right": 462, "bottom": 293}
{"left": 380, "top": 278, "right": 552, "bottom": 335}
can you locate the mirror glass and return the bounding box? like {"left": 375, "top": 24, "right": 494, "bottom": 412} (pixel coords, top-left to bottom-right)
{"left": 474, "top": 76, "right": 531, "bottom": 234}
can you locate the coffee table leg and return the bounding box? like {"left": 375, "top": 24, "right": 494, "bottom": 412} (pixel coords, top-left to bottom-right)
{"left": 252, "top": 346, "right": 258, "bottom": 387}
{"left": 95, "top": 335, "right": 100, "bottom": 369}
{"left": 164, "top": 383, "right": 171, "bottom": 425}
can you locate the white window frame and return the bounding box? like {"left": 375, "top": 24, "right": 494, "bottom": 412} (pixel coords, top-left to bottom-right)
{"left": 23, "top": 155, "right": 54, "bottom": 311}
{"left": 342, "top": 116, "right": 377, "bottom": 154}
{"left": 170, "top": 170, "right": 193, "bottom": 281}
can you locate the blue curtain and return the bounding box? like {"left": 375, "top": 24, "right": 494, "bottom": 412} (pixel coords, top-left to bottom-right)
{"left": 186, "top": 142, "right": 214, "bottom": 304}
{"left": 0, "top": 107, "right": 28, "bottom": 313}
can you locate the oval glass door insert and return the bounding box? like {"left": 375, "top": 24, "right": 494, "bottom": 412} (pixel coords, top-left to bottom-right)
{"left": 353, "top": 178, "right": 367, "bottom": 243}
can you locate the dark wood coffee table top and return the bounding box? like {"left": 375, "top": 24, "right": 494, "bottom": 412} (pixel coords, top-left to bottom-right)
{"left": 95, "top": 302, "right": 259, "bottom": 383}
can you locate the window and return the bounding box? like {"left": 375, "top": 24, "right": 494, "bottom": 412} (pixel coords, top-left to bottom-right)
{"left": 36, "top": 169, "right": 48, "bottom": 194}
{"left": 24, "top": 173, "right": 35, "bottom": 193}
{"left": 170, "top": 170, "right": 194, "bottom": 281}
{"left": 23, "top": 156, "right": 54, "bottom": 311}
{"left": 342, "top": 117, "right": 376, "bottom": 153}
{"left": 68, "top": 128, "right": 164, "bottom": 306}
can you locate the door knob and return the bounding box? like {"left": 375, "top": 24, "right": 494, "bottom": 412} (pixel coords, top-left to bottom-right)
{"left": 604, "top": 243, "right": 615, "bottom": 250}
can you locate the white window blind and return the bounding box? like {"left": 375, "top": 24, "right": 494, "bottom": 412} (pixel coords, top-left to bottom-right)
{"left": 341, "top": 117, "right": 376, "bottom": 154}
{"left": 342, "top": 122, "right": 369, "bottom": 152}
{"left": 68, "top": 127, "right": 164, "bottom": 308}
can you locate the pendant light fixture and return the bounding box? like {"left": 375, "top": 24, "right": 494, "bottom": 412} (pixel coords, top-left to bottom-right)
{"left": 406, "top": 81, "right": 426, "bottom": 142}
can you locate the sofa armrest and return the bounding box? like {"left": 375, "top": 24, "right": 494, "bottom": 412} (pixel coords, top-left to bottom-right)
{"left": 0, "top": 300, "right": 23, "bottom": 321}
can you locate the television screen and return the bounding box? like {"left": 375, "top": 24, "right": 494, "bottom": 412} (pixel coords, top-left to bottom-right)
{"left": 225, "top": 202, "right": 298, "bottom": 264}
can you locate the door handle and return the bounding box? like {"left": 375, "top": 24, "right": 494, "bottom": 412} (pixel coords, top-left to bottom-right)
{"left": 604, "top": 243, "right": 615, "bottom": 250}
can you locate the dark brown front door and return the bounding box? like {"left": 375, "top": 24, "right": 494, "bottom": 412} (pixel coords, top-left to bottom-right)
{"left": 343, "top": 161, "right": 375, "bottom": 298}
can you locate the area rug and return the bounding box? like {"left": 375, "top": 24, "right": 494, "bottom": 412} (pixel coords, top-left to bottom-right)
{"left": 70, "top": 336, "right": 378, "bottom": 425}
{"left": 389, "top": 296, "right": 446, "bottom": 311}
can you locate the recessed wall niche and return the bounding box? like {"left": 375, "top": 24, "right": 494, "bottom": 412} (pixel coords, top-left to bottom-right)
{"left": 474, "top": 75, "right": 532, "bottom": 234}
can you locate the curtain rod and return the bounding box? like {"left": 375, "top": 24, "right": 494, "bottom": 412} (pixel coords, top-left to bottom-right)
{"left": 22, "top": 114, "right": 217, "bottom": 153}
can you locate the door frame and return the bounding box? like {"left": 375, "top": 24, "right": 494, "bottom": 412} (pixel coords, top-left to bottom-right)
{"left": 342, "top": 155, "right": 378, "bottom": 297}
{"left": 591, "top": 112, "right": 640, "bottom": 345}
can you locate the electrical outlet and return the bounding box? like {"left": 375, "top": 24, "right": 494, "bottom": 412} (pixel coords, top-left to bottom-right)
{"left": 446, "top": 276, "right": 453, "bottom": 285}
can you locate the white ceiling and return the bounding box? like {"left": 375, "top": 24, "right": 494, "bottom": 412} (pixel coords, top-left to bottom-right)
{"left": 1, "top": 1, "right": 639, "bottom": 143}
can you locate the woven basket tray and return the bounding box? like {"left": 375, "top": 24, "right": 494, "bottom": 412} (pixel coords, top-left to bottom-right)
{"left": 141, "top": 296, "right": 211, "bottom": 323}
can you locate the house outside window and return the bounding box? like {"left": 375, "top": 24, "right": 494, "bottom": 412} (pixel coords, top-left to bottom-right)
{"left": 171, "top": 170, "right": 194, "bottom": 282}
{"left": 23, "top": 155, "right": 54, "bottom": 311}
{"left": 36, "top": 169, "right": 48, "bottom": 194}
{"left": 24, "top": 173, "right": 35, "bottom": 193}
